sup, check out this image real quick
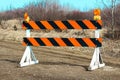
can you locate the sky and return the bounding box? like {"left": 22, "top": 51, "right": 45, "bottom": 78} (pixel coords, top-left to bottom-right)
{"left": 59, "top": 0, "right": 105, "bottom": 11}
{"left": 0, "top": 0, "right": 119, "bottom": 12}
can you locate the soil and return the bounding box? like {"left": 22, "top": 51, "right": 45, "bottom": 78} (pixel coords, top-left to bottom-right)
{"left": 0, "top": 40, "right": 120, "bottom": 80}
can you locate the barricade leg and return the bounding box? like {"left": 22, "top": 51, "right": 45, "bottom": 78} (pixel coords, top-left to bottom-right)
{"left": 88, "top": 48, "right": 105, "bottom": 70}
{"left": 20, "top": 46, "right": 39, "bottom": 67}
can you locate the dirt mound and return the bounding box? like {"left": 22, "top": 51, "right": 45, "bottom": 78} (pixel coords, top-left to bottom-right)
{"left": 0, "top": 19, "right": 22, "bottom": 30}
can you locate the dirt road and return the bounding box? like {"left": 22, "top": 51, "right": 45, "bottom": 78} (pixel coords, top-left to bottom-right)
{"left": 0, "top": 40, "right": 120, "bottom": 80}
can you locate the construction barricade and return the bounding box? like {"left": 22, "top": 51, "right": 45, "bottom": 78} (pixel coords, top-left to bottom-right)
{"left": 20, "top": 9, "right": 105, "bottom": 70}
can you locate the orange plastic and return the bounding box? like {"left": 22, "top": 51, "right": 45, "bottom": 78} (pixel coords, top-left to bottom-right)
{"left": 28, "top": 38, "right": 40, "bottom": 46}
{"left": 40, "top": 21, "right": 54, "bottom": 30}
{"left": 68, "top": 20, "right": 82, "bottom": 29}
{"left": 68, "top": 38, "right": 81, "bottom": 46}
{"left": 94, "top": 9, "right": 101, "bottom": 16}
{"left": 41, "top": 38, "right": 53, "bottom": 46}
{"left": 83, "top": 38, "right": 96, "bottom": 47}
{"left": 54, "top": 38, "right": 67, "bottom": 46}
{"left": 24, "top": 12, "right": 28, "bottom": 20}
{"left": 54, "top": 21, "right": 67, "bottom": 29}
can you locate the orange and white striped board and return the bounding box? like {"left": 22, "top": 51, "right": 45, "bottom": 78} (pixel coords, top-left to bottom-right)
{"left": 22, "top": 20, "right": 102, "bottom": 30}
{"left": 23, "top": 38, "right": 102, "bottom": 47}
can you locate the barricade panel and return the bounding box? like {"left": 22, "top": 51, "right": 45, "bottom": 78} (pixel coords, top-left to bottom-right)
{"left": 22, "top": 20, "right": 102, "bottom": 30}
{"left": 23, "top": 38, "right": 102, "bottom": 47}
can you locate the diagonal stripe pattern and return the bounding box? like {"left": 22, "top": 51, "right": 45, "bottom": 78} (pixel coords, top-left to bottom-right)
{"left": 23, "top": 38, "right": 102, "bottom": 47}
{"left": 22, "top": 20, "right": 102, "bottom": 30}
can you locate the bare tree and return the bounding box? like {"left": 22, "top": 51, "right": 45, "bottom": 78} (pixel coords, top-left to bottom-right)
{"left": 101, "top": 0, "right": 118, "bottom": 38}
